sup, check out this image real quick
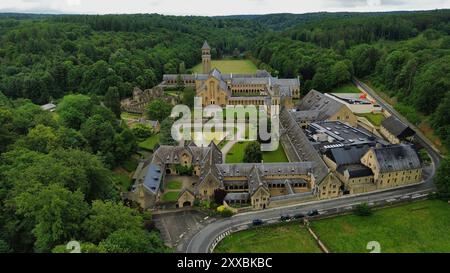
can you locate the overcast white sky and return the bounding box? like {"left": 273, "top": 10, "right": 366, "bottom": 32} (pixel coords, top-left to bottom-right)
{"left": 0, "top": 0, "right": 449, "bottom": 16}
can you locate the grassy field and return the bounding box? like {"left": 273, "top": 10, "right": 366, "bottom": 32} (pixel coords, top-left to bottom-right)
{"left": 215, "top": 223, "right": 321, "bottom": 253}
{"left": 166, "top": 180, "right": 182, "bottom": 190}
{"left": 138, "top": 134, "right": 160, "bottom": 151}
{"left": 262, "top": 144, "right": 289, "bottom": 163}
{"left": 214, "top": 200, "right": 450, "bottom": 253}
{"left": 356, "top": 113, "right": 386, "bottom": 126}
{"left": 113, "top": 174, "right": 133, "bottom": 192}
{"left": 331, "top": 84, "right": 362, "bottom": 94}
{"left": 225, "top": 141, "right": 251, "bottom": 163}
{"left": 192, "top": 60, "right": 258, "bottom": 74}
{"left": 312, "top": 200, "right": 450, "bottom": 253}
{"left": 161, "top": 191, "right": 180, "bottom": 202}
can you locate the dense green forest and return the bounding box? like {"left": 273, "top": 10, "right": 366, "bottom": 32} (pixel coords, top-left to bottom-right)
{"left": 0, "top": 10, "right": 450, "bottom": 252}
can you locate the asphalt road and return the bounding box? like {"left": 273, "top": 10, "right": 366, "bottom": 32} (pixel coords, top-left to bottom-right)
{"left": 184, "top": 80, "right": 442, "bottom": 253}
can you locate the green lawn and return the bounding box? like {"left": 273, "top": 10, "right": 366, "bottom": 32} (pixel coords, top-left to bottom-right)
{"left": 356, "top": 113, "right": 386, "bottom": 126}
{"left": 332, "top": 84, "right": 362, "bottom": 94}
{"left": 215, "top": 223, "right": 321, "bottom": 253}
{"left": 138, "top": 134, "right": 160, "bottom": 151}
{"left": 214, "top": 200, "right": 450, "bottom": 253}
{"left": 192, "top": 60, "right": 258, "bottom": 74}
{"left": 166, "top": 180, "right": 182, "bottom": 190}
{"left": 225, "top": 141, "right": 251, "bottom": 163}
{"left": 263, "top": 144, "right": 289, "bottom": 163}
{"left": 161, "top": 191, "right": 180, "bottom": 202}
{"left": 113, "top": 174, "right": 133, "bottom": 192}
{"left": 121, "top": 157, "right": 139, "bottom": 172}
{"left": 312, "top": 200, "right": 450, "bottom": 253}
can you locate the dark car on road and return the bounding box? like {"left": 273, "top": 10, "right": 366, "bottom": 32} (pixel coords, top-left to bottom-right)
{"left": 252, "top": 219, "right": 264, "bottom": 226}
{"left": 307, "top": 209, "right": 319, "bottom": 217}
{"left": 293, "top": 213, "right": 305, "bottom": 219}
{"left": 280, "top": 215, "right": 291, "bottom": 221}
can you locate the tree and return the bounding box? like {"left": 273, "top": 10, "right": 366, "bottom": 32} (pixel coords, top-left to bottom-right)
{"left": 435, "top": 157, "right": 450, "bottom": 199}
{"left": 159, "top": 118, "right": 176, "bottom": 146}
{"left": 104, "top": 87, "right": 121, "bottom": 118}
{"left": 146, "top": 99, "right": 172, "bottom": 122}
{"left": 98, "top": 229, "right": 168, "bottom": 253}
{"left": 57, "top": 94, "right": 93, "bottom": 130}
{"left": 243, "top": 141, "right": 262, "bottom": 163}
{"left": 176, "top": 74, "right": 185, "bottom": 91}
{"left": 83, "top": 201, "right": 143, "bottom": 243}
{"left": 131, "top": 124, "right": 152, "bottom": 139}
{"left": 80, "top": 114, "right": 115, "bottom": 154}
{"left": 18, "top": 124, "right": 59, "bottom": 154}
{"left": 182, "top": 87, "right": 196, "bottom": 109}
{"left": 355, "top": 203, "right": 373, "bottom": 217}
{"left": 114, "top": 128, "right": 137, "bottom": 163}
{"left": 14, "top": 184, "right": 89, "bottom": 252}
{"left": 0, "top": 107, "right": 16, "bottom": 153}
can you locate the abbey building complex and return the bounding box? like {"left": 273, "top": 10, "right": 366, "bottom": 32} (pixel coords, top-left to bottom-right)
{"left": 127, "top": 42, "right": 424, "bottom": 211}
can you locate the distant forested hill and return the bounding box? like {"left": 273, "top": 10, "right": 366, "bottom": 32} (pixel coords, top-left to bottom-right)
{"left": 0, "top": 10, "right": 449, "bottom": 148}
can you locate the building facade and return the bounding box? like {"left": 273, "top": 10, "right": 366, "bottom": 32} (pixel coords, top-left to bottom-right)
{"left": 162, "top": 41, "right": 300, "bottom": 109}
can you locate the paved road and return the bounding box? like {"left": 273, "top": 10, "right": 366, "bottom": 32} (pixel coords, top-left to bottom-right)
{"left": 184, "top": 80, "right": 442, "bottom": 253}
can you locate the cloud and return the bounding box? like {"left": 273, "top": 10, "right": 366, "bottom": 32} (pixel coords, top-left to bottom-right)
{"left": 0, "top": 0, "right": 449, "bottom": 15}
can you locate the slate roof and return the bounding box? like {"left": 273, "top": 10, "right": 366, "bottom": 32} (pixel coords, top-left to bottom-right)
{"left": 202, "top": 40, "right": 211, "bottom": 50}
{"left": 337, "top": 164, "right": 373, "bottom": 178}
{"left": 381, "top": 116, "right": 415, "bottom": 139}
{"left": 143, "top": 164, "right": 163, "bottom": 194}
{"left": 296, "top": 90, "right": 345, "bottom": 121}
{"left": 372, "top": 144, "right": 421, "bottom": 173}
{"left": 224, "top": 192, "right": 250, "bottom": 201}
{"left": 325, "top": 145, "right": 371, "bottom": 166}
{"left": 280, "top": 108, "right": 330, "bottom": 184}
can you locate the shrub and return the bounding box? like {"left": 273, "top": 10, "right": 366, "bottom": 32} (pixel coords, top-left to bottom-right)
{"left": 220, "top": 208, "right": 234, "bottom": 218}
{"left": 355, "top": 203, "right": 373, "bottom": 217}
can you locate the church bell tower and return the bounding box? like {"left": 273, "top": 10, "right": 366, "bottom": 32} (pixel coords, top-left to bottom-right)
{"left": 202, "top": 41, "right": 211, "bottom": 74}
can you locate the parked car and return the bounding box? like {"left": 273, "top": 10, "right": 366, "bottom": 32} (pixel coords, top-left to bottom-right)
{"left": 307, "top": 209, "right": 319, "bottom": 217}
{"left": 293, "top": 213, "right": 305, "bottom": 219}
{"left": 280, "top": 215, "right": 291, "bottom": 221}
{"left": 252, "top": 219, "right": 264, "bottom": 226}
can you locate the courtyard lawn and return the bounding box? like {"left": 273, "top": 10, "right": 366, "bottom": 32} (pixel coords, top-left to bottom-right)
{"left": 332, "top": 84, "right": 362, "bottom": 94}
{"left": 192, "top": 60, "right": 258, "bottom": 74}
{"left": 225, "top": 141, "right": 251, "bottom": 163}
{"left": 161, "top": 191, "right": 180, "bottom": 202}
{"left": 311, "top": 200, "right": 450, "bottom": 253}
{"left": 166, "top": 180, "right": 182, "bottom": 190}
{"left": 138, "top": 134, "right": 160, "bottom": 151}
{"left": 263, "top": 144, "right": 289, "bottom": 163}
{"left": 121, "top": 157, "right": 139, "bottom": 172}
{"left": 215, "top": 223, "right": 322, "bottom": 253}
{"left": 356, "top": 113, "right": 386, "bottom": 127}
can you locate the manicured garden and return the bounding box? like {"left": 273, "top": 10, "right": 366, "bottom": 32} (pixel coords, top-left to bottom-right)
{"left": 192, "top": 60, "right": 258, "bottom": 74}
{"left": 166, "top": 180, "right": 182, "bottom": 190}
{"left": 138, "top": 134, "right": 160, "bottom": 151}
{"left": 161, "top": 191, "right": 180, "bottom": 202}
{"left": 356, "top": 113, "right": 386, "bottom": 126}
{"left": 215, "top": 223, "right": 321, "bottom": 253}
{"left": 262, "top": 144, "right": 289, "bottom": 163}
{"left": 214, "top": 200, "right": 450, "bottom": 253}
{"left": 225, "top": 141, "right": 251, "bottom": 163}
